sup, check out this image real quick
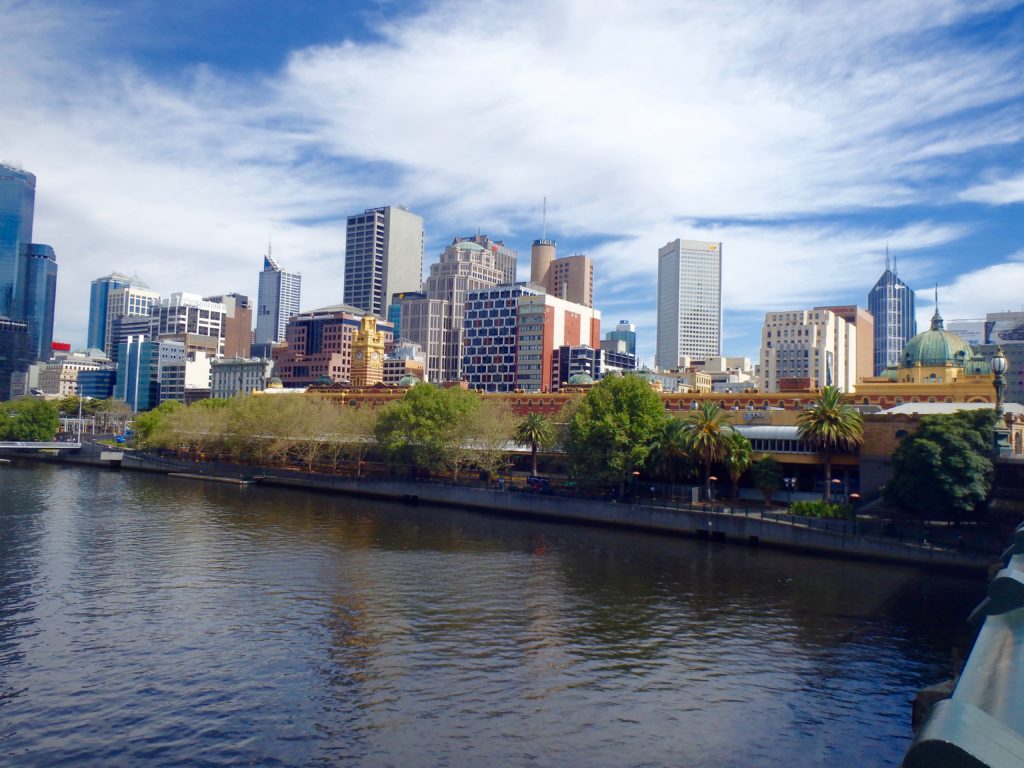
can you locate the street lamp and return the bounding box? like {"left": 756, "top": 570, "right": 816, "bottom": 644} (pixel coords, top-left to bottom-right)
{"left": 708, "top": 476, "right": 718, "bottom": 503}
{"left": 992, "top": 347, "right": 1011, "bottom": 457}
{"left": 832, "top": 477, "right": 844, "bottom": 503}
{"left": 784, "top": 476, "right": 796, "bottom": 504}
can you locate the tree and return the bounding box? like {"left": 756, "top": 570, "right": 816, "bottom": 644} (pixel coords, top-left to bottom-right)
{"left": 374, "top": 384, "right": 480, "bottom": 477}
{"left": 648, "top": 417, "right": 694, "bottom": 483}
{"left": 884, "top": 409, "right": 995, "bottom": 522}
{"left": 514, "top": 412, "right": 555, "bottom": 476}
{"left": 680, "top": 401, "right": 734, "bottom": 500}
{"left": 131, "top": 400, "right": 182, "bottom": 445}
{"left": 464, "top": 398, "right": 517, "bottom": 479}
{"left": 724, "top": 430, "right": 753, "bottom": 499}
{"left": 750, "top": 457, "right": 783, "bottom": 505}
{"left": 796, "top": 386, "right": 863, "bottom": 502}
{"left": 565, "top": 374, "right": 667, "bottom": 495}
{"left": 0, "top": 398, "right": 59, "bottom": 441}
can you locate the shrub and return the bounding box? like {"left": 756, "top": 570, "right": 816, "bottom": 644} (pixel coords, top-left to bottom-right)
{"left": 789, "top": 500, "right": 852, "bottom": 519}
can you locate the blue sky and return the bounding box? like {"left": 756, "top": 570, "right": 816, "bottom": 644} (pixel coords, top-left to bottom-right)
{"left": 3, "top": 0, "right": 1023, "bottom": 365}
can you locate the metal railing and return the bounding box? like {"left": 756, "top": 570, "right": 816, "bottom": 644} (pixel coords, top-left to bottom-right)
{"left": 904, "top": 522, "right": 1024, "bottom": 767}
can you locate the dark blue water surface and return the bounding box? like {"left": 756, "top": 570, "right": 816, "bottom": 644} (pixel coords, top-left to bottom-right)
{"left": 0, "top": 462, "right": 980, "bottom": 766}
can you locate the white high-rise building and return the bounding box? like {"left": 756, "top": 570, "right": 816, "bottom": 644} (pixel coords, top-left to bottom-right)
{"left": 656, "top": 239, "right": 722, "bottom": 369}
{"left": 255, "top": 249, "right": 301, "bottom": 347}
{"left": 344, "top": 206, "right": 424, "bottom": 318}
{"left": 760, "top": 308, "right": 857, "bottom": 393}
{"left": 104, "top": 284, "right": 160, "bottom": 356}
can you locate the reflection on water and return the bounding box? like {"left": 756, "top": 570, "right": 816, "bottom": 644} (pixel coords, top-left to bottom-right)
{"left": 0, "top": 463, "right": 979, "bottom": 766}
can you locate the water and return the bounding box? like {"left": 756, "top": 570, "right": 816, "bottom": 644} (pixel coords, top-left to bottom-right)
{"left": 1, "top": 462, "right": 981, "bottom": 767}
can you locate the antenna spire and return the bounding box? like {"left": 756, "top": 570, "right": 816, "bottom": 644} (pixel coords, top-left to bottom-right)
{"left": 542, "top": 197, "right": 547, "bottom": 241}
{"left": 885, "top": 242, "right": 890, "bottom": 273}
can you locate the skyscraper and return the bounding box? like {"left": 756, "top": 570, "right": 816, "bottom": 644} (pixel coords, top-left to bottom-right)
{"left": 0, "top": 164, "right": 35, "bottom": 320}
{"left": 89, "top": 273, "right": 132, "bottom": 351}
{"left": 455, "top": 234, "right": 517, "bottom": 284}
{"left": 656, "top": 239, "right": 722, "bottom": 369}
{"left": 104, "top": 282, "right": 160, "bottom": 357}
{"left": 344, "top": 206, "right": 424, "bottom": 318}
{"left": 604, "top": 320, "right": 637, "bottom": 357}
{"left": 529, "top": 239, "right": 594, "bottom": 307}
{"left": 867, "top": 250, "right": 916, "bottom": 376}
{"left": 255, "top": 249, "right": 301, "bottom": 348}
{"left": 88, "top": 272, "right": 151, "bottom": 352}
{"left": 401, "top": 238, "right": 505, "bottom": 383}
{"left": 0, "top": 164, "right": 58, "bottom": 365}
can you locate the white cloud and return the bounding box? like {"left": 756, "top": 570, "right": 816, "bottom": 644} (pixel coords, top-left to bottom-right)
{"left": 918, "top": 255, "right": 1024, "bottom": 330}
{"left": 960, "top": 174, "right": 1024, "bottom": 205}
{"left": 0, "top": 0, "right": 1020, "bottom": 353}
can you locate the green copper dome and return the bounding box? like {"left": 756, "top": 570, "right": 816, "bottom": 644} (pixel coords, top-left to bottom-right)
{"left": 901, "top": 309, "right": 973, "bottom": 368}
{"left": 397, "top": 374, "right": 421, "bottom": 388}
{"left": 567, "top": 372, "right": 594, "bottom": 386}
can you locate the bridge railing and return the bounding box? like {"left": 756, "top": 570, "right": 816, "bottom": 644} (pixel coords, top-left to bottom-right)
{"left": 904, "top": 522, "right": 1024, "bottom": 767}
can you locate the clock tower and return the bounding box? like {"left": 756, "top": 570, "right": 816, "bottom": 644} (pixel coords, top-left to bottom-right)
{"left": 351, "top": 314, "right": 385, "bottom": 387}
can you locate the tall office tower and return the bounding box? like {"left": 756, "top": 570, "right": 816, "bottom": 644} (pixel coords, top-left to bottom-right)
{"left": 604, "top": 320, "right": 637, "bottom": 357}
{"left": 656, "top": 239, "right": 722, "bottom": 369}
{"left": 402, "top": 238, "right": 505, "bottom": 383}
{"left": 255, "top": 248, "right": 301, "bottom": 348}
{"left": 0, "top": 164, "right": 35, "bottom": 320}
{"left": 344, "top": 206, "right": 424, "bottom": 318}
{"left": 104, "top": 283, "right": 160, "bottom": 357}
{"left": 114, "top": 335, "right": 162, "bottom": 412}
{"left": 206, "top": 293, "right": 252, "bottom": 358}
{"left": 515, "top": 292, "right": 601, "bottom": 392}
{"left": 0, "top": 164, "right": 58, "bottom": 365}
{"left": 455, "top": 234, "right": 517, "bottom": 284}
{"left": 529, "top": 239, "right": 594, "bottom": 307}
{"left": 868, "top": 250, "right": 916, "bottom": 376}
{"left": 89, "top": 273, "right": 134, "bottom": 350}
{"left": 21, "top": 244, "right": 57, "bottom": 361}
{"left": 759, "top": 308, "right": 856, "bottom": 394}
{"left": 817, "top": 305, "right": 874, "bottom": 385}
{"left": 150, "top": 293, "right": 227, "bottom": 358}
{"left": 462, "top": 284, "right": 542, "bottom": 392}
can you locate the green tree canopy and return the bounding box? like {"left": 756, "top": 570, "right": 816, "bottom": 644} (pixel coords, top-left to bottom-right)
{"left": 724, "top": 430, "right": 753, "bottom": 498}
{"left": 374, "top": 384, "right": 482, "bottom": 477}
{"left": 514, "top": 412, "right": 555, "bottom": 477}
{"left": 750, "top": 457, "right": 783, "bottom": 505}
{"left": 680, "top": 401, "right": 735, "bottom": 499}
{"left": 565, "top": 374, "right": 667, "bottom": 494}
{"left": 0, "top": 398, "right": 60, "bottom": 441}
{"left": 796, "top": 386, "right": 864, "bottom": 502}
{"left": 884, "top": 409, "right": 995, "bottom": 522}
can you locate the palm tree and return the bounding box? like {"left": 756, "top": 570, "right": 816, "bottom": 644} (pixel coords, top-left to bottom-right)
{"left": 796, "top": 385, "right": 864, "bottom": 502}
{"left": 514, "top": 412, "right": 554, "bottom": 477}
{"left": 649, "top": 417, "right": 691, "bottom": 483}
{"left": 724, "top": 430, "right": 753, "bottom": 499}
{"left": 680, "top": 401, "right": 734, "bottom": 500}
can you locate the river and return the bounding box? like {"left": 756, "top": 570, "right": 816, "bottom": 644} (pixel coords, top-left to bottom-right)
{"left": 0, "top": 462, "right": 981, "bottom": 766}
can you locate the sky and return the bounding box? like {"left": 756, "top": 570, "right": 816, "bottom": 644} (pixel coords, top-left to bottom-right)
{"left": 2, "top": 0, "right": 1023, "bottom": 365}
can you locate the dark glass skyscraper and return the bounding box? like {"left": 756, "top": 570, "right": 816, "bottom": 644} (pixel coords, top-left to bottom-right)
{"left": 0, "top": 164, "right": 36, "bottom": 319}
{"left": 868, "top": 252, "right": 916, "bottom": 376}
{"left": 0, "top": 164, "right": 58, "bottom": 373}
{"left": 88, "top": 272, "right": 134, "bottom": 351}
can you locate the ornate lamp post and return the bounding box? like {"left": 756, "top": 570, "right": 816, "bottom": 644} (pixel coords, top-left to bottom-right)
{"left": 992, "top": 347, "right": 1011, "bottom": 457}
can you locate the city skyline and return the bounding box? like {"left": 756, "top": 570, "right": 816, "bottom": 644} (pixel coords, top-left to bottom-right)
{"left": 2, "top": 1, "right": 1022, "bottom": 364}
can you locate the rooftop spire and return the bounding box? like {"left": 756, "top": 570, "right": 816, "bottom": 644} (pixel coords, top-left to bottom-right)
{"left": 930, "top": 283, "right": 943, "bottom": 330}
{"left": 542, "top": 196, "right": 547, "bottom": 241}
{"left": 885, "top": 242, "right": 890, "bottom": 273}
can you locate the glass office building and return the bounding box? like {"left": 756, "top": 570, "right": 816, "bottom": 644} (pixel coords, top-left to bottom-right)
{"left": 0, "top": 164, "right": 58, "bottom": 368}
{"left": 868, "top": 257, "right": 916, "bottom": 376}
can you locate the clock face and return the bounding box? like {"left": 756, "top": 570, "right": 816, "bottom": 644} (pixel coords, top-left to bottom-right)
{"left": 372, "top": 351, "right": 379, "bottom": 361}
{"left": 355, "top": 351, "right": 364, "bottom": 360}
